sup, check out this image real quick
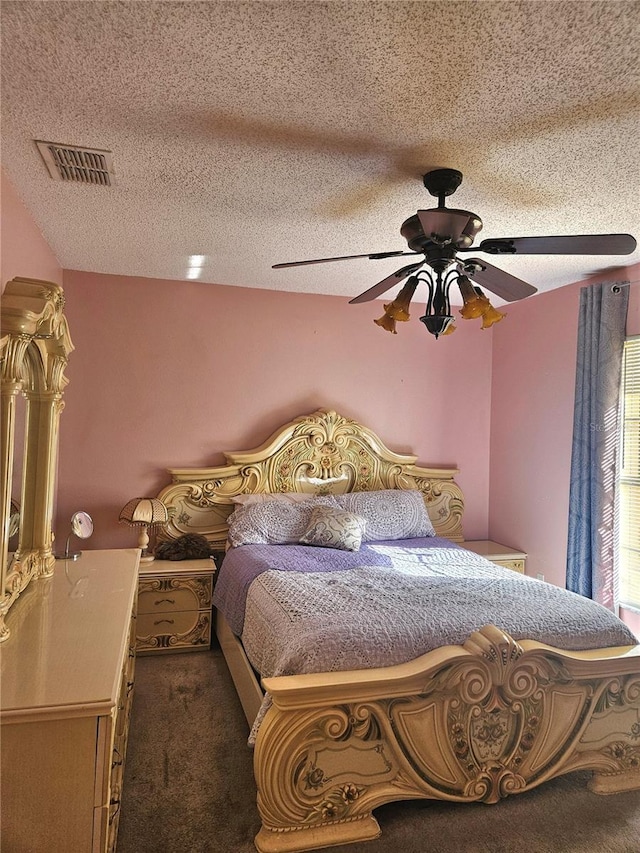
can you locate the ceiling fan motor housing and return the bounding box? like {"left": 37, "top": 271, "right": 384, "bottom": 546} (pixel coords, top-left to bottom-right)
{"left": 401, "top": 214, "right": 433, "bottom": 252}
{"left": 401, "top": 208, "right": 482, "bottom": 252}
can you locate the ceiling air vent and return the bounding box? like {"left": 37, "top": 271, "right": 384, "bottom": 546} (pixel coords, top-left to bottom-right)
{"left": 35, "top": 140, "right": 116, "bottom": 186}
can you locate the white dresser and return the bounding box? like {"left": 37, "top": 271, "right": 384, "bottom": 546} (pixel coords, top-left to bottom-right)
{"left": 0, "top": 549, "right": 139, "bottom": 853}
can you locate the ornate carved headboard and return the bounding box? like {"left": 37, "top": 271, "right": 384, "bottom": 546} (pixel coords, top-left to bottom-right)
{"left": 156, "top": 409, "right": 464, "bottom": 549}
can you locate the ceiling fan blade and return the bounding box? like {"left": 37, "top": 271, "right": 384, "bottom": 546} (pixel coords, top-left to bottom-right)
{"left": 349, "top": 263, "right": 424, "bottom": 304}
{"left": 470, "top": 233, "right": 637, "bottom": 256}
{"left": 272, "top": 250, "right": 417, "bottom": 269}
{"left": 461, "top": 259, "right": 537, "bottom": 302}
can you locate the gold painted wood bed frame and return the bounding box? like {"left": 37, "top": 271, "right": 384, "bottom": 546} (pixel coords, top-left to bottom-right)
{"left": 156, "top": 409, "right": 640, "bottom": 853}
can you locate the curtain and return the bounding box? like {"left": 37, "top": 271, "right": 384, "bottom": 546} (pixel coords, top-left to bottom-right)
{"left": 566, "top": 281, "right": 629, "bottom": 609}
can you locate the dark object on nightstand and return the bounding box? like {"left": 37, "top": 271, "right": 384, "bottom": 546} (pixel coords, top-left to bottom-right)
{"left": 154, "top": 533, "right": 212, "bottom": 561}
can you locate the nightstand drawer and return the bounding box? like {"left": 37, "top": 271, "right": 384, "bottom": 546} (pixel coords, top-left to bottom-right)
{"left": 493, "top": 558, "right": 526, "bottom": 573}
{"left": 136, "top": 559, "right": 217, "bottom": 654}
{"left": 137, "top": 574, "right": 213, "bottom": 614}
{"left": 137, "top": 609, "right": 211, "bottom": 653}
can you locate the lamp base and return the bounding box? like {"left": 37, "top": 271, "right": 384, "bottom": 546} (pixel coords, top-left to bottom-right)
{"left": 54, "top": 551, "right": 82, "bottom": 561}
{"left": 140, "top": 552, "right": 155, "bottom": 563}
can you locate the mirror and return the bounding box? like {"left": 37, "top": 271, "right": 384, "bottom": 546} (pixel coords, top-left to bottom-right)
{"left": 8, "top": 499, "right": 20, "bottom": 542}
{"left": 1, "top": 278, "right": 73, "bottom": 642}
{"left": 71, "top": 511, "right": 94, "bottom": 539}
{"left": 55, "top": 511, "right": 94, "bottom": 561}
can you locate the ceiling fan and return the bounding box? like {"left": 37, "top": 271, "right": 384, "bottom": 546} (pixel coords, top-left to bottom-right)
{"left": 273, "top": 168, "right": 637, "bottom": 338}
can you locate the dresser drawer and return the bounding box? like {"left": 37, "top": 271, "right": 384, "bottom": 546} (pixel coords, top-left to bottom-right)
{"left": 137, "top": 574, "right": 213, "bottom": 615}
{"left": 136, "top": 609, "right": 211, "bottom": 653}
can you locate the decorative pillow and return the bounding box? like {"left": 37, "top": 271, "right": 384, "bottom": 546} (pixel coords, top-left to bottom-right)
{"left": 227, "top": 496, "right": 339, "bottom": 546}
{"left": 299, "top": 505, "right": 366, "bottom": 552}
{"left": 335, "top": 489, "right": 435, "bottom": 541}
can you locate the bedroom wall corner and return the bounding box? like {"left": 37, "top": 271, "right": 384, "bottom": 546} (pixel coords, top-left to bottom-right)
{"left": 1, "top": 167, "right": 62, "bottom": 289}
{"left": 489, "top": 263, "right": 640, "bottom": 605}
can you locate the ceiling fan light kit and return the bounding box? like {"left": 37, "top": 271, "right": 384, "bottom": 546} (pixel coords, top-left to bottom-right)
{"left": 273, "top": 168, "right": 637, "bottom": 340}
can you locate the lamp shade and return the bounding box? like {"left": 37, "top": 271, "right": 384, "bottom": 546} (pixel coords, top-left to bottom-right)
{"left": 119, "top": 498, "right": 168, "bottom": 563}
{"left": 119, "top": 498, "right": 168, "bottom": 527}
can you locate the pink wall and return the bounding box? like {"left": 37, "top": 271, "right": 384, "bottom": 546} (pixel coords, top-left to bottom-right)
{"left": 489, "top": 282, "right": 581, "bottom": 581}
{"left": 1, "top": 169, "right": 62, "bottom": 289}
{"left": 3, "top": 173, "right": 638, "bottom": 633}
{"left": 489, "top": 262, "right": 640, "bottom": 628}
{"left": 58, "top": 270, "right": 492, "bottom": 549}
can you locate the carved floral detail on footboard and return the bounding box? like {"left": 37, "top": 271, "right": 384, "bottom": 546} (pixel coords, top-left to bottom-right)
{"left": 254, "top": 626, "right": 640, "bottom": 853}
{"left": 571, "top": 672, "right": 640, "bottom": 790}
{"left": 383, "top": 627, "right": 590, "bottom": 803}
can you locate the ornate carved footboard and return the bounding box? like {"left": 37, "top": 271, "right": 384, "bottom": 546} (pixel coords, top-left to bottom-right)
{"left": 152, "top": 410, "right": 640, "bottom": 853}
{"left": 254, "top": 625, "right": 640, "bottom": 853}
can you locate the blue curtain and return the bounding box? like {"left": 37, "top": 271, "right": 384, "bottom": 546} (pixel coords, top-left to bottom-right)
{"left": 566, "top": 282, "right": 629, "bottom": 609}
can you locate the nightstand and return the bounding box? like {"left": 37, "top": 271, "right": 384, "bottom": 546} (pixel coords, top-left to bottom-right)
{"left": 136, "top": 557, "right": 217, "bottom": 653}
{"left": 463, "top": 540, "right": 527, "bottom": 574}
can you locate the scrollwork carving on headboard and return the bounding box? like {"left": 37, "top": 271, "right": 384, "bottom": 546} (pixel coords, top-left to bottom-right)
{"left": 156, "top": 409, "right": 464, "bottom": 550}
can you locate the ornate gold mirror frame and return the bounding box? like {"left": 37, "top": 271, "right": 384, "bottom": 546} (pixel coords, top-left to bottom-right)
{"left": 0, "top": 278, "right": 73, "bottom": 642}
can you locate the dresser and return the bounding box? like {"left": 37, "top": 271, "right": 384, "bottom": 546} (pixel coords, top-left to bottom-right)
{"left": 0, "top": 548, "right": 139, "bottom": 853}
{"left": 462, "top": 540, "right": 528, "bottom": 573}
{"left": 136, "top": 557, "right": 216, "bottom": 653}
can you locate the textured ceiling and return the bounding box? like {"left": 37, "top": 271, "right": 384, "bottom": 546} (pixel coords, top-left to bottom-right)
{"left": 1, "top": 1, "right": 639, "bottom": 305}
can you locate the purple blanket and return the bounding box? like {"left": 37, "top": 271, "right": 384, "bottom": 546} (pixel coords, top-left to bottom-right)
{"left": 216, "top": 539, "right": 637, "bottom": 743}
{"left": 213, "top": 536, "right": 460, "bottom": 635}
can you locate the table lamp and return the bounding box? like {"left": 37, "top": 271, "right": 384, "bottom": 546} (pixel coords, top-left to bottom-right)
{"left": 119, "top": 497, "right": 168, "bottom": 563}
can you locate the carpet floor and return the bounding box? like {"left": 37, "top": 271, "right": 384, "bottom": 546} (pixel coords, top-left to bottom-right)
{"left": 117, "top": 646, "right": 640, "bottom": 853}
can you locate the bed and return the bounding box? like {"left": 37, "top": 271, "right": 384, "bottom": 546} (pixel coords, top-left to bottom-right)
{"left": 155, "top": 409, "right": 640, "bottom": 853}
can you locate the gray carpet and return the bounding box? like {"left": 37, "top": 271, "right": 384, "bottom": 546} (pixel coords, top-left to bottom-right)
{"left": 117, "top": 647, "right": 640, "bottom": 853}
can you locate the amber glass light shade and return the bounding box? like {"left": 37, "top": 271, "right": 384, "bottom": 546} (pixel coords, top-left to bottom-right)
{"left": 374, "top": 311, "right": 397, "bottom": 334}
{"left": 460, "top": 297, "right": 487, "bottom": 320}
{"left": 383, "top": 277, "right": 419, "bottom": 322}
{"left": 480, "top": 303, "right": 506, "bottom": 329}
{"left": 384, "top": 300, "right": 410, "bottom": 321}
{"left": 457, "top": 274, "right": 487, "bottom": 320}
{"left": 384, "top": 302, "right": 410, "bottom": 321}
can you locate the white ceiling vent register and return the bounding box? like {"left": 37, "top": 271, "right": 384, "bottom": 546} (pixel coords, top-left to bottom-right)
{"left": 35, "top": 140, "right": 116, "bottom": 186}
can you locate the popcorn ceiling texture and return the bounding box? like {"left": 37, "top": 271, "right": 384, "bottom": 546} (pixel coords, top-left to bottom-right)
{"left": 1, "top": 1, "right": 639, "bottom": 300}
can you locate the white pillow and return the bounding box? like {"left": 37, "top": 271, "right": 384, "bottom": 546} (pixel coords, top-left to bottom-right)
{"left": 227, "top": 496, "right": 339, "bottom": 546}
{"left": 335, "top": 489, "right": 435, "bottom": 541}
{"left": 299, "top": 505, "right": 366, "bottom": 552}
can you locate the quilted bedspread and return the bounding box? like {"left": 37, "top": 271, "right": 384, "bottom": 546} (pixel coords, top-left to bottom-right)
{"left": 214, "top": 538, "right": 637, "bottom": 741}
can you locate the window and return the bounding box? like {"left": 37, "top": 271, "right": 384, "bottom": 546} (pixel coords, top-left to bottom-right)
{"left": 619, "top": 337, "right": 640, "bottom": 609}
